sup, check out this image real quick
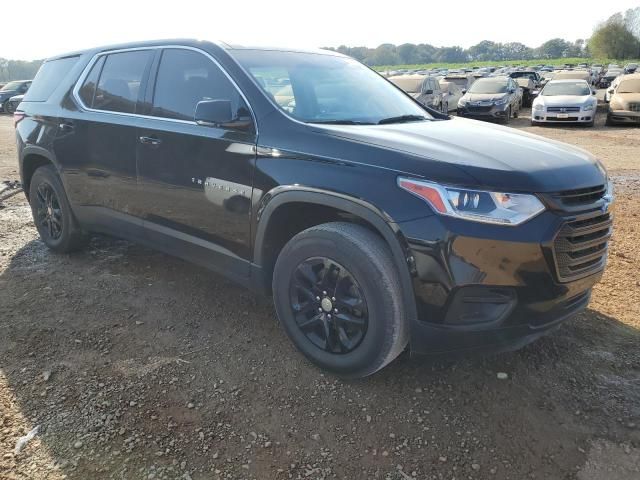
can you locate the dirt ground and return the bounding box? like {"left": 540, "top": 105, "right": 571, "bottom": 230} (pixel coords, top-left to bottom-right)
{"left": 0, "top": 104, "right": 639, "bottom": 480}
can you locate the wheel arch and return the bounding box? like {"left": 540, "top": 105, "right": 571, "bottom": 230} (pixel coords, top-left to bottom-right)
{"left": 20, "top": 146, "right": 60, "bottom": 200}
{"left": 253, "top": 187, "right": 418, "bottom": 322}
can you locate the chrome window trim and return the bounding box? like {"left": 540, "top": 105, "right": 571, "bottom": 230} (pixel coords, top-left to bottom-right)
{"left": 71, "top": 45, "right": 258, "bottom": 134}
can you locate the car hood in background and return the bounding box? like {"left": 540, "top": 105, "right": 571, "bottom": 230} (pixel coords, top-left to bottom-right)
{"left": 316, "top": 117, "right": 605, "bottom": 193}
{"left": 537, "top": 95, "right": 593, "bottom": 106}
{"left": 463, "top": 93, "right": 509, "bottom": 102}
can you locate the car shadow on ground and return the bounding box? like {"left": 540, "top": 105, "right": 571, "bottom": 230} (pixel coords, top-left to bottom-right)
{"left": 1, "top": 235, "right": 639, "bottom": 479}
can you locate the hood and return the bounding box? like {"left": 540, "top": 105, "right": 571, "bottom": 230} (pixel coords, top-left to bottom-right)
{"left": 0, "top": 90, "right": 18, "bottom": 99}
{"left": 536, "top": 95, "right": 593, "bottom": 106}
{"left": 315, "top": 117, "right": 605, "bottom": 193}
{"left": 610, "top": 92, "right": 640, "bottom": 109}
{"left": 464, "top": 93, "right": 508, "bottom": 102}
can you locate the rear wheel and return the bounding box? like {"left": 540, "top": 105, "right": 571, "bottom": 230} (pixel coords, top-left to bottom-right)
{"left": 272, "top": 222, "right": 408, "bottom": 378}
{"left": 2, "top": 100, "right": 10, "bottom": 114}
{"left": 29, "top": 165, "right": 87, "bottom": 253}
{"left": 4, "top": 101, "right": 15, "bottom": 114}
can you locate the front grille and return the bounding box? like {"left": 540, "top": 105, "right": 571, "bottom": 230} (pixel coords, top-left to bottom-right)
{"left": 548, "top": 116, "right": 579, "bottom": 121}
{"left": 547, "top": 106, "right": 580, "bottom": 112}
{"left": 466, "top": 105, "right": 492, "bottom": 112}
{"left": 629, "top": 103, "right": 640, "bottom": 112}
{"left": 553, "top": 210, "right": 612, "bottom": 281}
{"left": 551, "top": 185, "right": 606, "bottom": 207}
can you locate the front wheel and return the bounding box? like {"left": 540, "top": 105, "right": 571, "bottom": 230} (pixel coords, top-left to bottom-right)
{"left": 272, "top": 222, "right": 408, "bottom": 378}
{"left": 501, "top": 107, "right": 511, "bottom": 125}
{"left": 29, "top": 165, "right": 87, "bottom": 253}
{"left": 441, "top": 101, "right": 448, "bottom": 114}
{"left": 1, "top": 100, "right": 10, "bottom": 114}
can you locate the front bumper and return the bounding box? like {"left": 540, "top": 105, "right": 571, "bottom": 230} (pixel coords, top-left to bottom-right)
{"left": 607, "top": 110, "right": 640, "bottom": 124}
{"left": 398, "top": 201, "right": 610, "bottom": 355}
{"left": 457, "top": 102, "right": 510, "bottom": 121}
{"left": 532, "top": 109, "right": 595, "bottom": 123}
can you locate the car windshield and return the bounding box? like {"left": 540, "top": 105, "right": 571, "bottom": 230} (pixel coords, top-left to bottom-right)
{"left": 230, "top": 50, "right": 431, "bottom": 124}
{"left": 542, "top": 82, "right": 591, "bottom": 96}
{"left": 468, "top": 79, "right": 508, "bottom": 94}
{"left": 617, "top": 79, "right": 640, "bottom": 93}
{"left": 1, "top": 81, "right": 23, "bottom": 91}
{"left": 510, "top": 72, "right": 534, "bottom": 79}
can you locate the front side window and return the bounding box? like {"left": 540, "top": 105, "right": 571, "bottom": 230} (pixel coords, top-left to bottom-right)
{"left": 232, "top": 50, "right": 431, "bottom": 124}
{"left": 92, "top": 50, "right": 152, "bottom": 113}
{"left": 151, "top": 48, "right": 249, "bottom": 122}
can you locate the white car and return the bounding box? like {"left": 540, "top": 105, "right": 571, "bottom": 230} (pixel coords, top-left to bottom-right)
{"left": 531, "top": 79, "right": 597, "bottom": 127}
{"left": 438, "top": 80, "right": 464, "bottom": 112}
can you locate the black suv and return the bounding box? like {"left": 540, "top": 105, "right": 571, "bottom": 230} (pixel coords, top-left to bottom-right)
{"left": 15, "top": 40, "right": 614, "bottom": 377}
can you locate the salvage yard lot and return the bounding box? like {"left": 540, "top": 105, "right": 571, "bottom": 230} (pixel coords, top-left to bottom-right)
{"left": 0, "top": 106, "right": 639, "bottom": 480}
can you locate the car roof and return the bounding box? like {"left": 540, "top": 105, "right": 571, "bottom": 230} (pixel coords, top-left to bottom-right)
{"left": 45, "top": 38, "right": 345, "bottom": 61}
{"left": 547, "top": 79, "right": 590, "bottom": 84}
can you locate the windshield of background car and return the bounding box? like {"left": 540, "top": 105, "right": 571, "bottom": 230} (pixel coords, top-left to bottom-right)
{"left": 388, "top": 76, "right": 423, "bottom": 93}
{"left": 1, "top": 81, "right": 23, "bottom": 91}
{"left": 510, "top": 72, "right": 534, "bottom": 79}
{"left": 617, "top": 79, "right": 640, "bottom": 93}
{"left": 468, "top": 79, "right": 508, "bottom": 94}
{"left": 231, "top": 50, "right": 431, "bottom": 123}
{"left": 542, "top": 82, "right": 590, "bottom": 96}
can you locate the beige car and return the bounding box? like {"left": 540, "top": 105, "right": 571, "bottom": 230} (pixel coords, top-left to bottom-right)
{"left": 606, "top": 73, "right": 640, "bottom": 125}
{"left": 552, "top": 70, "right": 592, "bottom": 83}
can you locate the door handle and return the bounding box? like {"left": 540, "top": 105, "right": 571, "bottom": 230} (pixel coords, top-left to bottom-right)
{"left": 59, "top": 121, "right": 74, "bottom": 133}
{"left": 139, "top": 136, "right": 162, "bottom": 146}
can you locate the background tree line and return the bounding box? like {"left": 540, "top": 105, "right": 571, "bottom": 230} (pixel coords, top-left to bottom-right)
{"left": 0, "top": 58, "right": 42, "bottom": 83}
{"left": 325, "top": 7, "right": 640, "bottom": 66}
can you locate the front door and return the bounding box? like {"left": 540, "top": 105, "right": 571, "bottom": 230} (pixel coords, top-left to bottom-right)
{"left": 135, "top": 48, "right": 257, "bottom": 279}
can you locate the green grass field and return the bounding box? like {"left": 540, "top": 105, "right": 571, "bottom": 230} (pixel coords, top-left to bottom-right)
{"left": 373, "top": 57, "right": 639, "bottom": 71}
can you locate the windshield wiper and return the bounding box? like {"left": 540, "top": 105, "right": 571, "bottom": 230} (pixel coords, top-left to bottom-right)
{"left": 309, "top": 119, "right": 375, "bottom": 125}
{"left": 377, "top": 114, "right": 428, "bottom": 125}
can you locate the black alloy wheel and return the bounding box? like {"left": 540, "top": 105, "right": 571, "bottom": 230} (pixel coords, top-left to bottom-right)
{"left": 35, "top": 182, "right": 63, "bottom": 241}
{"left": 290, "top": 257, "right": 368, "bottom": 354}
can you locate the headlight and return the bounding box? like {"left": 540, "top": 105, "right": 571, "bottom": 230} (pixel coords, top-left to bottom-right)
{"left": 494, "top": 96, "right": 509, "bottom": 105}
{"left": 583, "top": 103, "right": 594, "bottom": 111}
{"left": 533, "top": 103, "right": 544, "bottom": 111}
{"left": 398, "top": 178, "right": 546, "bottom": 226}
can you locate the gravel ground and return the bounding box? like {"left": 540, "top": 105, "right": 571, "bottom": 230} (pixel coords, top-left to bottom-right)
{"left": 0, "top": 105, "right": 639, "bottom": 480}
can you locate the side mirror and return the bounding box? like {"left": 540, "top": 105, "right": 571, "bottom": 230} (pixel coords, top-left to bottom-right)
{"left": 531, "top": 90, "right": 539, "bottom": 96}
{"left": 592, "top": 90, "right": 597, "bottom": 95}
{"left": 607, "top": 88, "right": 614, "bottom": 94}
{"left": 508, "top": 88, "right": 516, "bottom": 94}
{"left": 461, "top": 89, "right": 467, "bottom": 94}
{"left": 195, "top": 99, "right": 233, "bottom": 127}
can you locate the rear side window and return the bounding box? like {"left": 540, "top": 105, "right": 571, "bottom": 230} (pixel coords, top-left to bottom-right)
{"left": 78, "top": 56, "right": 105, "bottom": 107}
{"left": 23, "top": 56, "right": 79, "bottom": 102}
{"left": 91, "top": 50, "right": 152, "bottom": 113}
{"left": 151, "top": 48, "right": 248, "bottom": 121}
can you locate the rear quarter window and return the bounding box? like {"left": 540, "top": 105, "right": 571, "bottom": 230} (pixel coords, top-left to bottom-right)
{"left": 23, "top": 56, "right": 80, "bottom": 102}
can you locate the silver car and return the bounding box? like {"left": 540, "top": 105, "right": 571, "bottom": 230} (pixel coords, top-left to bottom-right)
{"left": 531, "top": 79, "right": 597, "bottom": 126}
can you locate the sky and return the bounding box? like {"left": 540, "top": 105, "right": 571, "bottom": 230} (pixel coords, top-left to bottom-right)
{"left": 1, "top": 0, "right": 639, "bottom": 60}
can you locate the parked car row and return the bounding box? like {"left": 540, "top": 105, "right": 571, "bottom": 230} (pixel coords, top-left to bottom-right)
{"left": 0, "top": 80, "right": 32, "bottom": 113}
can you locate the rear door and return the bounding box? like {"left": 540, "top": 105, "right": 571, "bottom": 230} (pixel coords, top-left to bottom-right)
{"left": 134, "top": 47, "right": 257, "bottom": 279}
{"left": 63, "top": 49, "right": 154, "bottom": 236}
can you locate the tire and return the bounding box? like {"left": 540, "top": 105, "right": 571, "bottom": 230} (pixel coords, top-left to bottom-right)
{"left": 442, "top": 101, "right": 448, "bottom": 114}
{"left": 272, "top": 222, "right": 408, "bottom": 378}
{"left": 1, "top": 100, "right": 10, "bottom": 114}
{"left": 605, "top": 114, "right": 614, "bottom": 126}
{"left": 513, "top": 103, "right": 519, "bottom": 118}
{"left": 29, "top": 165, "right": 87, "bottom": 253}
{"left": 4, "top": 101, "right": 15, "bottom": 114}
{"left": 501, "top": 107, "right": 511, "bottom": 125}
